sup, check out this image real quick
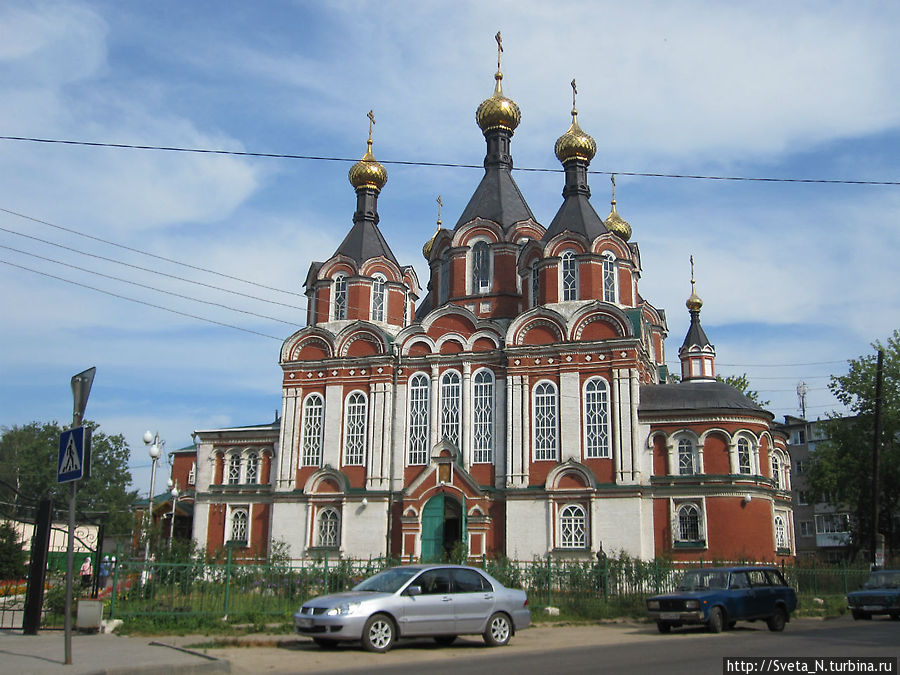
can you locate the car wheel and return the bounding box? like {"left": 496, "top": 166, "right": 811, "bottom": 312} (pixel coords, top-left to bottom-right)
{"left": 433, "top": 635, "right": 457, "bottom": 646}
{"left": 851, "top": 609, "right": 864, "bottom": 621}
{"left": 361, "top": 614, "right": 395, "bottom": 653}
{"left": 890, "top": 613, "right": 900, "bottom": 621}
{"left": 656, "top": 621, "right": 671, "bottom": 634}
{"left": 727, "top": 621, "right": 737, "bottom": 630}
{"left": 483, "top": 612, "right": 512, "bottom": 647}
{"left": 313, "top": 638, "right": 339, "bottom": 649}
{"left": 766, "top": 608, "right": 787, "bottom": 632}
{"left": 707, "top": 607, "right": 724, "bottom": 634}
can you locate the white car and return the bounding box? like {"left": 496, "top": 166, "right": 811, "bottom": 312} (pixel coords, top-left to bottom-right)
{"left": 294, "top": 564, "right": 531, "bottom": 652}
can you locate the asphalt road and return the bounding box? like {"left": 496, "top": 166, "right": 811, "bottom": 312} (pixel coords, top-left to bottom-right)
{"left": 202, "top": 615, "right": 899, "bottom": 675}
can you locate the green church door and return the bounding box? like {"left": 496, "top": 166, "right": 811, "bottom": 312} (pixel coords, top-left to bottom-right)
{"left": 420, "top": 495, "right": 464, "bottom": 562}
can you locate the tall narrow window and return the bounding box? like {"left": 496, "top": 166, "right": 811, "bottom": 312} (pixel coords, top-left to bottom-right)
{"left": 561, "top": 250, "right": 577, "bottom": 301}
{"left": 602, "top": 252, "right": 618, "bottom": 303}
{"left": 440, "top": 371, "right": 461, "bottom": 448}
{"left": 771, "top": 454, "right": 782, "bottom": 489}
{"left": 407, "top": 374, "right": 430, "bottom": 465}
{"left": 227, "top": 454, "right": 241, "bottom": 485}
{"left": 439, "top": 255, "right": 450, "bottom": 304}
{"left": 472, "top": 369, "right": 494, "bottom": 463}
{"left": 343, "top": 392, "right": 367, "bottom": 466}
{"left": 774, "top": 515, "right": 787, "bottom": 550}
{"left": 317, "top": 508, "right": 340, "bottom": 548}
{"left": 301, "top": 394, "right": 324, "bottom": 467}
{"left": 678, "top": 438, "right": 696, "bottom": 475}
{"left": 559, "top": 504, "right": 587, "bottom": 549}
{"left": 245, "top": 451, "right": 259, "bottom": 484}
{"left": 530, "top": 261, "right": 540, "bottom": 308}
{"left": 371, "top": 273, "right": 386, "bottom": 322}
{"left": 677, "top": 503, "right": 701, "bottom": 542}
{"left": 533, "top": 381, "right": 559, "bottom": 461}
{"left": 472, "top": 241, "right": 490, "bottom": 293}
{"left": 333, "top": 274, "right": 347, "bottom": 320}
{"left": 583, "top": 377, "right": 610, "bottom": 459}
{"left": 230, "top": 508, "right": 248, "bottom": 543}
{"left": 188, "top": 462, "right": 196, "bottom": 486}
{"left": 737, "top": 437, "right": 752, "bottom": 474}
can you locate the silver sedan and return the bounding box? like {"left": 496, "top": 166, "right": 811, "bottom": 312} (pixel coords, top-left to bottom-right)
{"left": 293, "top": 564, "right": 531, "bottom": 652}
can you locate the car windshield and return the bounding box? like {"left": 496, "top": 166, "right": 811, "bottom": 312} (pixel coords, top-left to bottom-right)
{"left": 676, "top": 570, "right": 728, "bottom": 591}
{"left": 353, "top": 567, "right": 421, "bottom": 593}
{"left": 864, "top": 571, "right": 900, "bottom": 589}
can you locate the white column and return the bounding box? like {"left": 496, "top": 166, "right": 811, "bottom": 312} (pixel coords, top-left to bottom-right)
{"left": 461, "top": 361, "right": 472, "bottom": 467}
{"left": 391, "top": 377, "right": 407, "bottom": 491}
{"left": 630, "top": 369, "right": 641, "bottom": 482}
{"left": 277, "top": 388, "right": 299, "bottom": 490}
{"left": 495, "top": 373, "right": 506, "bottom": 488}
{"left": 429, "top": 363, "right": 440, "bottom": 450}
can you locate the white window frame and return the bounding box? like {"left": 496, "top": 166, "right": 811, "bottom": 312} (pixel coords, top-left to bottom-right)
{"left": 301, "top": 393, "right": 325, "bottom": 467}
{"left": 343, "top": 390, "right": 368, "bottom": 466}
{"left": 602, "top": 251, "right": 618, "bottom": 303}
{"left": 737, "top": 437, "right": 754, "bottom": 475}
{"left": 674, "top": 502, "right": 704, "bottom": 544}
{"left": 533, "top": 380, "right": 559, "bottom": 461}
{"left": 678, "top": 438, "right": 697, "bottom": 475}
{"left": 558, "top": 504, "right": 587, "bottom": 549}
{"left": 583, "top": 377, "right": 610, "bottom": 459}
{"left": 774, "top": 513, "right": 788, "bottom": 550}
{"left": 471, "top": 240, "right": 492, "bottom": 294}
{"left": 332, "top": 274, "right": 348, "bottom": 321}
{"left": 472, "top": 368, "right": 494, "bottom": 464}
{"left": 561, "top": 249, "right": 578, "bottom": 301}
{"left": 245, "top": 451, "right": 259, "bottom": 484}
{"left": 771, "top": 453, "right": 782, "bottom": 490}
{"left": 371, "top": 273, "right": 387, "bottom": 322}
{"left": 188, "top": 462, "right": 196, "bottom": 486}
{"left": 227, "top": 452, "right": 241, "bottom": 485}
{"left": 228, "top": 506, "right": 249, "bottom": 546}
{"left": 407, "top": 373, "right": 430, "bottom": 465}
{"left": 316, "top": 507, "right": 340, "bottom": 549}
{"left": 439, "top": 370, "right": 462, "bottom": 448}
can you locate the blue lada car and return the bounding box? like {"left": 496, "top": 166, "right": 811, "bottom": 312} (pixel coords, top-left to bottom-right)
{"left": 847, "top": 569, "right": 900, "bottom": 620}
{"left": 646, "top": 566, "right": 797, "bottom": 633}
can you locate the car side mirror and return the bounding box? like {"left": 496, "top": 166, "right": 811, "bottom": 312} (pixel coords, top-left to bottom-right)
{"left": 406, "top": 585, "right": 422, "bottom": 597}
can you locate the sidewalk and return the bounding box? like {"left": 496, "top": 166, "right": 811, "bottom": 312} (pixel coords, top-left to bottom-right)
{"left": 0, "top": 629, "right": 229, "bottom": 675}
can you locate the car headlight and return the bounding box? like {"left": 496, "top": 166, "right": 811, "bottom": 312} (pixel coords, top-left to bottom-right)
{"left": 647, "top": 600, "right": 660, "bottom": 610}
{"left": 326, "top": 602, "right": 361, "bottom": 616}
{"left": 684, "top": 600, "right": 699, "bottom": 609}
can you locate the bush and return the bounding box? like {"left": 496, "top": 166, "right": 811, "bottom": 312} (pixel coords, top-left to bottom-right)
{"left": 0, "top": 521, "right": 26, "bottom": 581}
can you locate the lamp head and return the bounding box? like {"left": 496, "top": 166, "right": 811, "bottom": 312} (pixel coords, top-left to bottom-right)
{"left": 143, "top": 430, "right": 154, "bottom": 445}
{"left": 148, "top": 443, "right": 161, "bottom": 460}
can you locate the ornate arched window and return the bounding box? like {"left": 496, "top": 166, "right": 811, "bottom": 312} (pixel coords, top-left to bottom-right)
{"left": 533, "top": 380, "right": 559, "bottom": 461}
{"left": 602, "top": 252, "right": 618, "bottom": 303}
{"left": 530, "top": 261, "right": 540, "bottom": 308}
{"left": 371, "top": 273, "right": 387, "bottom": 322}
{"left": 440, "top": 370, "right": 461, "bottom": 448}
{"left": 332, "top": 274, "right": 348, "bottom": 321}
{"left": 774, "top": 514, "right": 787, "bottom": 550}
{"left": 737, "top": 437, "right": 753, "bottom": 475}
{"left": 343, "top": 391, "right": 368, "bottom": 466}
{"left": 559, "top": 504, "right": 587, "bottom": 549}
{"left": 301, "top": 394, "right": 325, "bottom": 467}
{"left": 317, "top": 508, "right": 340, "bottom": 548}
{"left": 676, "top": 503, "right": 701, "bottom": 542}
{"left": 771, "top": 454, "right": 782, "bottom": 489}
{"left": 678, "top": 438, "right": 697, "bottom": 475}
{"left": 245, "top": 451, "right": 259, "bottom": 484}
{"left": 227, "top": 453, "right": 241, "bottom": 485}
{"left": 472, "top": 241, "right": 491, "bottom": 293}
{"left": 472, "top": 369, "right": 494, "bottom": 463}
{"left": 229, "top": 507, "right": 248, "bottom": 544}
{"left": 561, "top": 250, "right": 578, "bottom": 301}
{"left": 407, "top": 373, "right": 430, "bottom": 465}
{"left": 583, "top": 377, "right": 610, "bottom": 459}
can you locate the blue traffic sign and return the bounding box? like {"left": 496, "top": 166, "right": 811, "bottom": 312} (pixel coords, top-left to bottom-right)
{"left": 58, "top": 427, "right": 91, "bottom": 483}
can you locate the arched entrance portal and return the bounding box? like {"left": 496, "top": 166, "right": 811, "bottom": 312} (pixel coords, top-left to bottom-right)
{"left": 420, "top": 494, "right": 464, "bottom": 561}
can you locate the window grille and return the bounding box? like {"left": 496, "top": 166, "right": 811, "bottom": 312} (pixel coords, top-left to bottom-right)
{"left": 584, "top": 378, "right": 610, "bottom": 459}
{"left": 472, "top": 370, "right": 494, "bottom": 463}
{"left": 561, "top": 250, "right": 577, "bottom": 301}
{"left": 301, "top": 394, "right": 324, "bottom": 467}
{"left": 333, "top": 275, "right": 347, "bottom": 320}
{"left": 559, "top": 504, "right": 586, "bottom": 548}
{"left": 407, "top": 374, "right": 429, "bottom": 465}
{"left": 678, "top": 438, "right": 696, "bottom": 475}
{"left": 344, "top": 392, "right": 367, "bottom": 465}
{"left": 440, "top": 371, "right": 461, "bottom": 447}
{"left": 317, "top": 508, "right": 340, "bottom": 548}
{"left": 533, "top": 381, "right": 559, "bottom": 461}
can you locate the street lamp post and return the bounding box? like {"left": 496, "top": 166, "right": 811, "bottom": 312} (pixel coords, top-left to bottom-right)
{"left": 167, "top": 479, "right": 179, "bottom": 549}
{"left": 142, "top": 431, "right": 164, "bottom": 562}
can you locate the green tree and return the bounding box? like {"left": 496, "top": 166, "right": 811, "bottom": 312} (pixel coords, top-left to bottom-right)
{"left": 808, "top": 330, "right": 900, "bottom": 560}
{"left": 716, "top": 373, "right": 770, "bottom": 407}
{"left": 0, "top": 521, "right": 27, "bottom": 580}
{"left": 0, "top": 421, "right": 138, "bottom": 536}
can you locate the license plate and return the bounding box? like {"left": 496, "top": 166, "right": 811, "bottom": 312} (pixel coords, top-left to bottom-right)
{"left": 660, "top": 612, "right": 680, "bottom": 620}
{"left": 297, "top": 618, "right": 313, "bottom": 628}
{"left": 862, "top": 605, "right": 883, "bottom": 612}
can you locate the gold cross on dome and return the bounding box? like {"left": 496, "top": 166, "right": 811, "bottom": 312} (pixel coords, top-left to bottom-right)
{"left": 571, "top": 79, "right": 577, "bottom": 107}
{"left": 611, "top": 174, "right": 616, "bottom": 202}
{"left": 436, "top": 195, "right": 443, "bottom": 225}
{"left": 367, "top": 110, "right": 375, "bottom": 142}
{"left": 495, "top": 31, "right": 503, "bottom": 70}
{"left": 690, "top": 255, "right": 696, "bottom": 290}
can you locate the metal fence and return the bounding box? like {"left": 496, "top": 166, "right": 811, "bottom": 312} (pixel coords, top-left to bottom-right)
{"left": 98, "top": 552, "right": 878, "bottom": 622}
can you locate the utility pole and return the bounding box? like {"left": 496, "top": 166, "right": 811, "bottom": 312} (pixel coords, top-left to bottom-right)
{"left": 871, "top": 350, "right": 883, "bottom": 569}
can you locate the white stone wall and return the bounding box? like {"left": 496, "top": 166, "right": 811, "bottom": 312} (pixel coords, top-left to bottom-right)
{"left": 269, "top": 501, "right": 309, "bottom": 558}
{"left": 592, "top": 496, "right": 652, "bottom": 558}
{"left": 341, "top": 499, "right": 390, "bottom": 558}
{"left": 506, "top": 498, "right": 551, "bottom": 558}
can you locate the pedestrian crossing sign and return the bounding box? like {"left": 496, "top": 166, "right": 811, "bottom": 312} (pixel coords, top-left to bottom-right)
{"left": 58, "top": 426, "right": 91, "bottom": 483}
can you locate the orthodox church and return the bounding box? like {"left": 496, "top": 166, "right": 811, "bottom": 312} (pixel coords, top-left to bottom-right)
{"left": 192, "top": 44, "right": 794, "bottom": 564}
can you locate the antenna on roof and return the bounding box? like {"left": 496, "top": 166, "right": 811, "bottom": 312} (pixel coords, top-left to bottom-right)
{"left": 796, "top": 381, "right": 808, "bottom": 419}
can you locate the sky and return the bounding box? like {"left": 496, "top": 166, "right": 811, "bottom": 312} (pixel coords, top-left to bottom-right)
{"left": 1, "top": 1, "right": 898, "bottom": 498}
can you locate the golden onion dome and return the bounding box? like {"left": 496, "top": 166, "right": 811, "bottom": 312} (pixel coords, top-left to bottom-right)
{"left": 686, "top": 288, "right": 703, "bottom": 312}
{"left": 348, "top": 138, "right": 387, "bottom": 192}
{"left": 423, "top": 225, "right": 440, "bottom": 259}
{"left": 476, "top": 70, "right": 521, "bottom": 134}
{"left": 606, "top": 200, "right": 632, "bottom": 241}
{"left": 555, "top": 111, "right": 596, "bottom": 164}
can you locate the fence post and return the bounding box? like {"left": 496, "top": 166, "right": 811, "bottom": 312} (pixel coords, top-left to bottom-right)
{"left": 546, "top": 555, "right": 552, "bottom": 607}
{"left": 603, "top": 555, "right": 609, "bottom": 601}
{"left": 109, "top": 543, "right": 121, "bottom": 619}
{"left": 224, "top": 546, "right": 232, "bottom": 619}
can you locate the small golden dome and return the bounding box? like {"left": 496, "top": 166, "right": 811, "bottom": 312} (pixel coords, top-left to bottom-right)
{"left": 423, "top": 226, "right": 440, "bottom": 259}
{"left": 348, "top": 138, "right": 387, "bottom": 192}
{"left": 686, "top": 289, "right": 703, "bottom": 312}
{"left": 476, "top": 71, "right": 521, "bottom": 135}
{"left": 555, "top": 116, "right": 597, "bottom": 164}
{"left": 606, "top": 200, "right": 632, "bottom": 241}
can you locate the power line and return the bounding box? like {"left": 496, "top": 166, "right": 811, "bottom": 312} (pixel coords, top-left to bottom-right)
{"left": 0, "top": 207, "right": 307, "bottom": 298}
{"left": 0, "top": 258, "right": 283, "bottom": 341}
{"left": 2, "top": 135, "right": 899, "bottom": 186}
{"left": 0, "top": 243, "right": 303, "bottom": 328}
